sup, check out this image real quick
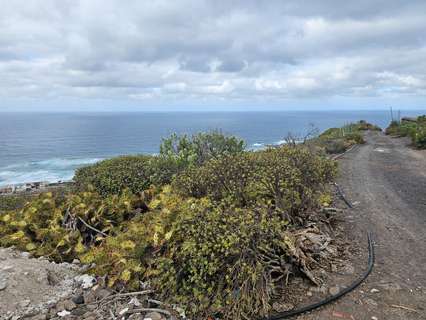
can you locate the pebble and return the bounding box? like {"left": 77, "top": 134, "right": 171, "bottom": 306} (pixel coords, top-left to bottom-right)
{"left": 72, "top": 294, "right": 84, "bottom": 305}
{"left": 21, "top": 252, "right": 31, "bottom": 258}
{"left": 19, "top": 299, "right": 31, "bottom": 307}
{"left": 370, "top": 288, "right": 380, "bottom": 293}
{"left": 144, "top": 311, "right": 164, "bottom": 320}
{"left": 0, "top": 280, "right": 7, "bottom": 291}
{"left": 329, "top": 286, "right": 340, "bottom": 295}
{"left": 72, "top": 259, "right": 80, "bottom": 265}
{"left": 119, "top": 307, "right": 129, "bottom": 315}
{"left": 56, "top": 299, "right": 77, "bottom": 311}
{"left": 272, "top": 302, "right": 294, "bottom": 312}
{"left": 371, "top": 317, "right": 378, "bottom": 320}
{"left": 74, "top": 274, "right": 96, "bottom": 289}
{"left": 364, "top": 298, "right": 378, "bottom": 306}
{"left": 2, "top": 265, "right": 14, "bottom": 272}
{"left": 57, "top": 310, "right": 71, "bottom": 317}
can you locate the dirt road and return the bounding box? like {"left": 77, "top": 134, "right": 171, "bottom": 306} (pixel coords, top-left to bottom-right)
{"left": 300, "top": 132, "right": 426, "bottom": 320}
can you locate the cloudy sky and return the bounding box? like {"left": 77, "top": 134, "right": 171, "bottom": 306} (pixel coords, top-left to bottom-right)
{"left": 1, "top": 0, "right": 426, "bottom": 111}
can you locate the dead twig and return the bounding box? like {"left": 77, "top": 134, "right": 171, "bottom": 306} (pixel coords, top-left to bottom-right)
{"left": 77, "top": 216, "right": 108, "bottom": 237}
{"left": 106, "top": 290, "right": 154, "bottom": 300}
{"left": 126, "top": 307, "right": 171, "bottom": 316}
{"left": 390, "top": 304, "right": 419, "bottom": 313}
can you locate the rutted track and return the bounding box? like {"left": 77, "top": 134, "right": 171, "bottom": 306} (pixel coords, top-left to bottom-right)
{"left": 299, "top": 131, "right": 426, "bottom": 320}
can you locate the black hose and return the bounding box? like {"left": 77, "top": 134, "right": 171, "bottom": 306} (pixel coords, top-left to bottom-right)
{"left": 334, "top": 182, "right": 353, "bottom": 208}
{"left": 261, "top": 232, "right": 375, "bottom": 320}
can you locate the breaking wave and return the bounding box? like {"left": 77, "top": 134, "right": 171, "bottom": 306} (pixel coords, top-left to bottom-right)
{"left": 0, "top": 158, "right": 102, "bottom": 187}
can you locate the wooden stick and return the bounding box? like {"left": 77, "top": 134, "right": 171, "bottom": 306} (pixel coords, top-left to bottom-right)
{"left": 77, "top": 216, "right": 108, "bottom": 237}
{"left": 390, "top": 304, "right": 418, "bottom": 313}
{"left": 126, "top": 308, "right": 171, "bottom": 316}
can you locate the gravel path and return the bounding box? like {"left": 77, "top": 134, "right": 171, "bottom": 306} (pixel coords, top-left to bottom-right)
{"left": 299, "top": 131, "right": 426, "bottom": 320}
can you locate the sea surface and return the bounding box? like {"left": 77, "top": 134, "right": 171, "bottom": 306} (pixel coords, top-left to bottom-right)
{"left": 0, "top": 110, "right": 424, "bottom": 186}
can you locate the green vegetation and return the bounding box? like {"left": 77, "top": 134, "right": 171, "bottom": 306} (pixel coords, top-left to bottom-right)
{"left": 385, "top": 116, "right": 426, "bottom": 149}
{"left": 315, "top": 120, "right": 380, "bottom": 154}
{"left": 0, "top": 194, "right": 33, "bottom": 213}
{"left": 74, "top": 130, "right": 245, "bottom": 196}
{"left": 74, "top": 155, "right": 153, "bottom": 196}
{"left": 1, "top": 130, "right": 338, "bottom": 319}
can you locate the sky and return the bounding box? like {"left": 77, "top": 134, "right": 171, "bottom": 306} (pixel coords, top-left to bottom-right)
{"left": 0, "top": 0, "right": 426, "bottom": 112}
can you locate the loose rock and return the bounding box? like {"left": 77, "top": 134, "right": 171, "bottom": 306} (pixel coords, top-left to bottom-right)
{"left": 329, "top": 286, "right": 340, "bottom": 295}
{"left": 144, "top": 311, "right": 164, "bottom": 320}
{"left": 0, "top": 280, "right": 7, "bottom": 291}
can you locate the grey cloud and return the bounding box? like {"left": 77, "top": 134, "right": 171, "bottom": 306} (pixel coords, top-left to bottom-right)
{"left": 0, "top": 0, "right": 426, "bottom": 109}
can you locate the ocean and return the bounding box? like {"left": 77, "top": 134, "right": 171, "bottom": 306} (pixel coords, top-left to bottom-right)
{"left": 0, "top": 110, "right": 424, "bottom": 187}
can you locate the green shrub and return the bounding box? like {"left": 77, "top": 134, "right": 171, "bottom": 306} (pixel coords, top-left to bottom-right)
{"left": 414, "top": 126, "right": 426, "bottom": 149}
{"left": 74, "top": 155, "right": 153, "bottom": 196}
{"left": 357, "top": 120, "right": 381, "bottom": 131}
{"left": 73, "top": 131, "right": 246, "bottom": 194}
{"left": 80, "top": 187, "right": 324, "bottom": 319}
{"left": 323, "top": 139, "right": 347, "bottom": 154}
{"left": 159, "top": 130, "right": 245, "bottom": 168}
{"left": 154, "top": 204, "right": 318, "bottom": 319}
{"left": 385, "top": 120, "right": 400, "bottom": 135}
{"left": 174, "top": 146, "right": 336, "bottom": 223}
{"left": 317, "top": 121, "right": 370, "bottom": 153}
{"left": 0, "top": 194, "right": 33, "bottom": 212}
{"left": 385, "top": 116, "right": 426, "bottom": 149}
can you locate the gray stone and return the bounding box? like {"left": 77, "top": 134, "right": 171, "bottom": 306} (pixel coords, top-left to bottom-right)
{"left": 144, "top": 312, "right": 164, "bottom": 320}
{"left": 21, "top": 252, "right": 31, "bottom": 258}
{"left": 71, "top": 307, "right": 88, "bottom": 316}
{"left": 0, "top": 280, "right": 7, "bottom": 291}
{"left": 272, "top": 302, "right": 294, "bottom": 312}
{"left": 19, "top": 299, "right": 31, "bottom": 307}
{"left": 365, "top": 298, "right": 378, "bottom": 306}
{"left": 329, "top": 286, "right": 340, "bottom": 295}
{"left": 83, "top": 291, "right": 97, "bottom": 304}
{"left": 341, "top": 264, "right": 355, "bottom": 275}
{"left": 95, "top": 288, "right": 111, "bottom": 299}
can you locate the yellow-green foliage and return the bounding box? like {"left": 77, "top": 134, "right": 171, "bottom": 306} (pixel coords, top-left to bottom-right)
{"left": 0, "top": 192, "right": 81, "bottom": 260}
{"left": 0, "top": 190, "right": 148, "bottom": 261}
{"left": 154, "top": 205, "right": 311, "bottom": 319}
{"left": 173, "top": 146, "right": 336, "bottom": 223}
{"left": 0, "top": 142, "right": 338, "bottom": 319}
{"left": 81, "top": 186, "right": 211, "bottom": 288}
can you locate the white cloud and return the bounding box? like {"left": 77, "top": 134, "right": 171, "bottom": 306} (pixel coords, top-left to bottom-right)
{"left": 0, "top": 0, "right": 425, "bottom": 110}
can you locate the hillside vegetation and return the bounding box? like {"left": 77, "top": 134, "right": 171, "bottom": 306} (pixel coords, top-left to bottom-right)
{"left": 385, "top": 115, "right": 426, "bottom": 149}
{"left": 314, "top": 120, "right": 381, "bottom": 154}
{"left": 0, "top": 130, "right": 341, "bottom": 319}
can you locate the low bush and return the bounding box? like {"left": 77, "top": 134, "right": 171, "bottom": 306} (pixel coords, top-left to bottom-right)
{"left": 155, "top": 205, "right": 315, "bottom": 319}
{"left": 74, "top": 155, "right": 153, "bottom": 196}
{"left": 385, "top": 116, "right": 426, "bottom": 149}
{"left": 174, "top": 145, "right": 336, "bottom": 224}
{"left": 159, "top": 130, "right": 245, "bottom": 168}
{"left": 316, "top": 121, "right": 373, "bottom": 153}
{"left": 73, "top": 131, "right": 245, "bottom": 195}
{"left": 414, "top": 126, "right": 426, "bottom": 149}
{"left": 0, "top": 194, "right": 33, "bottom": 212}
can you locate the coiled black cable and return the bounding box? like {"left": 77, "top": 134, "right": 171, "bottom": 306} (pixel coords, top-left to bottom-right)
{"left": 261, "top": 232, "right": 374, "bottom": 319}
